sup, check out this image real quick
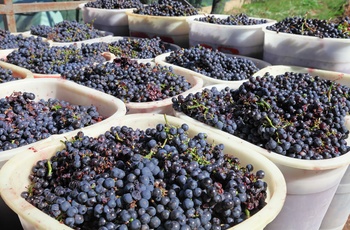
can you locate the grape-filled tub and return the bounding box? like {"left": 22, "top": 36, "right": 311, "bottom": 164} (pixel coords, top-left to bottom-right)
{"left": 0, "top": 113, "right": 287, "bottom": 230}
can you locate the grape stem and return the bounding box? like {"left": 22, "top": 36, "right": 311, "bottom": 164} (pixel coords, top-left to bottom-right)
{"left": 47, "top": 160, "right": 52, "bottom": 177}
{"left": 264, "top": 115, "right": 277, "bottom": 129}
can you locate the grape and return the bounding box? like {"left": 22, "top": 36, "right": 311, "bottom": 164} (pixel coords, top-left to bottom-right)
{"left": 0, "top": 65, "right": 20, "bottom": 83}
{"left": 61, "top": 57, "right": 192, "bottom": 103}
{"left": 195, "top": 13, "right": 268, "bottom": 25}
{"left": 133, "top": 0, "right": 198, "bottom": 16}
{"left": 165, "top": 45, "right": 260, "bottom": 81}
{"left": 21, "top": 121, "right": 268, "bottom": 229}
{"left": 6, "top": 42, "right": 107, "bottom": 75}
{"left": 172, "top": 72, "right": 350, "bottom": 159}
{"left": 267, "top": 16, "right": 350, "bottom": 39}
{"left": 30, "top": 20, "right": 106, "bottom": 42}
{"left": 107, "top": 37, "right": 174, "bottom": 59}
{"left": 0, "top": 91, "right": 104, "bottom": 151}
{"left": 85, "top": 0, "right": 143, "bottom": 9}
{"left": 0, "top": 29, "right": 50, "bottom": 50}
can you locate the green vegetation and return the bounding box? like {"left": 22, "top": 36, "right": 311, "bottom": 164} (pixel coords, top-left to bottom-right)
{"left": 232, "top": 0, "right": 347, "bottom": 21}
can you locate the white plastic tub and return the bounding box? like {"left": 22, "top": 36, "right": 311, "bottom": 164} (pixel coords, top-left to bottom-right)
{"left": 254, "top": 65, "right": 350, "bottom": 229}
{"left": 175, "top": 105, "right": 349, "bottom": 230}
{"left": 188, "top": 14, "right": 276, "bottom": 58}
{"left": 0, "top": 113, "right": 287, "bottom": 230}
{"left": 0, "top": 61, "right": 34, "bottom": 79}
{"left": 263, "top": 27, "right": 350, "bottom": 74}
{"left": 18, "top": 52, "right": 114, "bottom": 79}
{"left": 320, "top": 166, "right": 350, "bottom": 230}
{"left": 126, "top": 11, "right": 200, "bottom": 48}
{"left": 155, "top": 52, "right": 271, "bottom": 88}
{"left": 173, "top": 66, "right": 350, "bottom": 229}
{"left": 253, "top": 65, "right": 350, "bottom": 87}
{"left": 79, "top": 3, "right": 134, "bottom": 36}
{"left": 102, "top": 36, "right": 181, "bottom": 63}
{"left": 21, "top": 30, "right": 113, "bottom": 48}
{"left": 125, "top": 65, "right": 204, "bottom": 114}
{"left": 0, "top": 48, "right": 15, "bottom": 61}
{"left": 0, "top": 78, "right": 126, "bottom": 169}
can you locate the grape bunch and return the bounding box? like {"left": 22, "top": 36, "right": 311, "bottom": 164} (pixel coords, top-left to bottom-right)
{"left": 21, "top": 120, "right": 268, "bottom": 229}
{"left": 266, "top": 16, "right": 350, "bottom": 38}
{"left": 195, "top": 13, "right": 268, "bottom": 25}
{"left": 0, "top": 65, "right": 20, "bottom": 83}
{"left": 0, "top": 91, "right": 104, "bottom": 151}
{"left": 6, "top": 42, "right": 108, "bottom": 75}
{"left": 0, "top": 29, "right": 50, "bottom": 50}
{"left": 165, "top": 45, "right": 260, "bottom": 81}
{"left": 133, "top": 0, "right": 198, "bottom": 16}
{"left": 30, "top": 20, "right": 106, "bottom": 42}
{"left": 0, "top": 29, "right": 25, "bottom": 49}
{"left": 61, "top": 57, "right": 192, "bottom": 103}
{"left": 172, "top": 72, "right": 350, "bottom": 160}
{"left": 107, "top": 37, "right": 173, "bottom": 59}
{"left": 85, "top": 0, "right": 143, "bottom": 9}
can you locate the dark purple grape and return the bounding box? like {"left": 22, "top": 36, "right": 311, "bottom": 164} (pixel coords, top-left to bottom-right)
{"left": 0, "top": 91, "right": 104, "bottom": 151}
{"left": 165, "top": 45, "right": 260, "bottom": 81}
{"left": 133, "top": 0, "right": 198, "bottom": 16}
{"left": 107, "top": 37, "right": 174, "bottom": 59}
{"left": 21, "top": 121, "right": 268, "bottom": 229}
{"left": 195, "top": 13, "right": 268, "bottom": 25}
{"left": 172, "top": 72, "right": 350, "bottom": 160}
{"left": 6, "top": 42, "right": 107, "bottom": 75}
{"left": 30, "top": 20, "right": 106, "bottom": 42}
{"left": 61, "top": 57, "right": 192, "bottom": 103}
{"left": 267, "top": 16, "right": 350, "bottom": 38}
{"left": 85, "top": 0, "right": 143, "bottom": 9}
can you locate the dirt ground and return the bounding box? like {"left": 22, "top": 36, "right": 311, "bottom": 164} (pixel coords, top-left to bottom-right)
{"left": 345, "top": 215, "right": 350, "bottom": 230}
{"left": 345, "top": 3, "right": 350, "bottom": 17}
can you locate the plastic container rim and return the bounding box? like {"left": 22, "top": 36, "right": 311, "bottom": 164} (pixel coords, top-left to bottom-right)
{"left": 155, "top": 52, "right": 270, "bottom": 85}
{"left": 0, "top": 60, "right": 34, "bottom": 79}
{"left": 126, "top": 11, "right": 200, "bottom": 20}
{"left": 126, "top": 75, "right": 204, "bottom": 109}
{"left": 263, "top": 26, "right": 350, "bottom": 43}
{"left": 187, "top": 14, "right": 276, "bottom": 29}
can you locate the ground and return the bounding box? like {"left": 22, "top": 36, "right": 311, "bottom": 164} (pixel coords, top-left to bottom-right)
{"left": 345, "top": 3, "right": 350, "bottom": 17}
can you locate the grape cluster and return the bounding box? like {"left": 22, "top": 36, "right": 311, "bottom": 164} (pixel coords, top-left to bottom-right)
{"left": 195, "top": 13, "right": 268, "bottom": 25}
{"left": 133, "top": 0, "right": 198, "bottom": 16}
{"left": 266, "top": 16, "right": 350, "bottom": 38}
{"left": 6, "top": 42, "right": 108, "bottom": 75}
{"left": 0, "top": 29, "right": 49, "bottom": 50}
{"left": 85, "top": 0, "right": 143, "bottom": 9}
{"left": 30, "top": 20, "right": 106, "bottom": 42}
{"left": 0, "top": 91, "right": 103, "bottom": 151}
{"left": 21, "top": 120, "right": 267, "bottom": 229}
{"left": 107, "top": 37, "right": 173, "bottom": 59}
{"left": 165, "top": 45, "right": 260, "bottom": 81}
{"left": 172, "top": 72, "right": 350, "bottom": 160}
{"left": 61, "top": 57, "right": 192, "bottom": 103}
{"left": 0, "top": 65, "right": 20, "bottom": 83}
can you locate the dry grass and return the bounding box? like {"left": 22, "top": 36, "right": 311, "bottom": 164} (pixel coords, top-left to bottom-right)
{"left": 344, "top": 3, "right": 350, "bottom": 17}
